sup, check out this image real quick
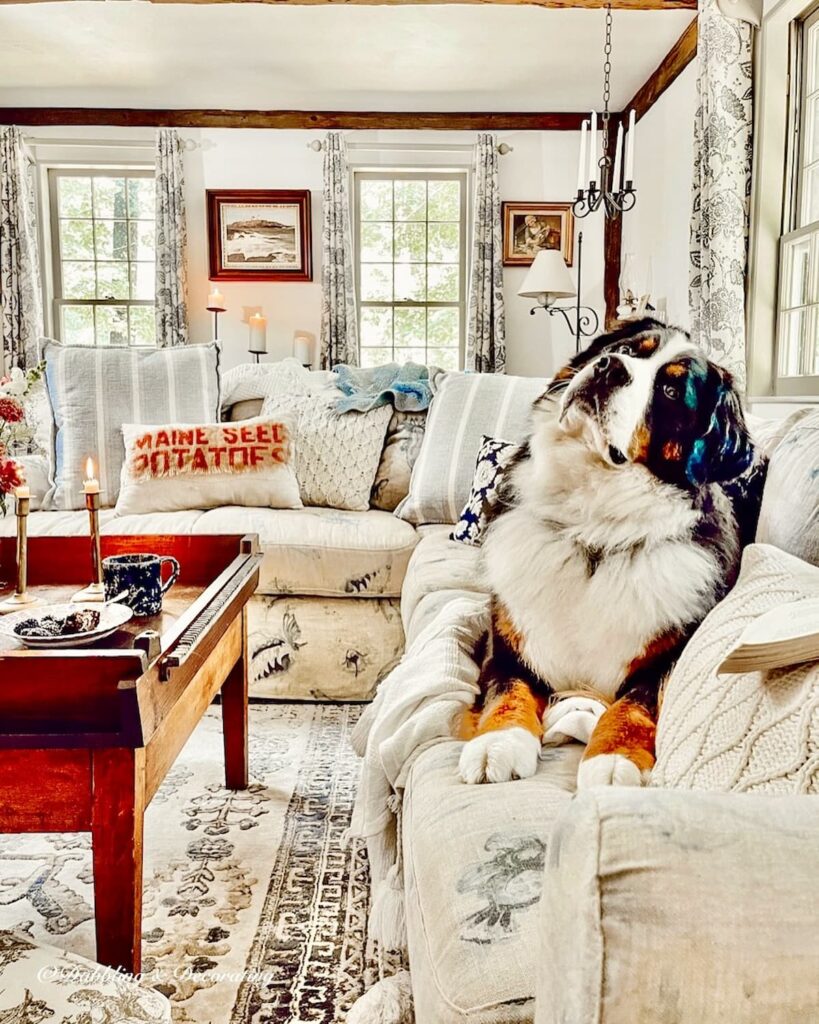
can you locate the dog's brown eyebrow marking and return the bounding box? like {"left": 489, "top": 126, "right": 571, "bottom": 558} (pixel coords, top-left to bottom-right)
{"left": 665, "top": 362, "right": 687, "bottom": 377}
{"left": 638, "top": 335, "right": 660, "bottom": 354}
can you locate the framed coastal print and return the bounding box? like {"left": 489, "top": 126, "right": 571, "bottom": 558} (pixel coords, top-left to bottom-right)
{"left": 502, "top": 202, "right": 574, "bottom": 267}
{"left": 207, "top": 189, "right": 312, "bottom": 282}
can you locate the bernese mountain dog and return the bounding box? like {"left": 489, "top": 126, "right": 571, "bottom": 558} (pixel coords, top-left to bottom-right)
{"left": 458, "top": 318, "right": 765, "bottom": 790}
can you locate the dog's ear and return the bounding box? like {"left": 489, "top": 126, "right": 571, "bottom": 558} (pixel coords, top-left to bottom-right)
{"left": 685, "top": 367, "right": 755, "bottom": 486}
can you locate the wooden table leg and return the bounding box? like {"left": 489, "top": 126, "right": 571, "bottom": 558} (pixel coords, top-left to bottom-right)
{"left": 222, "top": 608, "right": 249, "bottom": 791}
{"left": 91, "top": 747, "right": 145, "bottom": 975}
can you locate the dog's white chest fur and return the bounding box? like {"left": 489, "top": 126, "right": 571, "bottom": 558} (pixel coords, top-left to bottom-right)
{"left": 481, "top": 419, "right": 726, "bottom": 698}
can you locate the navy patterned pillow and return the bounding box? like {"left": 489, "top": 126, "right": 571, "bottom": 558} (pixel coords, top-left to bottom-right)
{"left": 450, "top": 435, "right": 520, "bottom": 546}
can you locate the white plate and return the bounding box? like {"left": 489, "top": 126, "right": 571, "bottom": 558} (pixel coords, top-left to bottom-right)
{"left": 0, "top": 603, "right": 134, "bottom": 649}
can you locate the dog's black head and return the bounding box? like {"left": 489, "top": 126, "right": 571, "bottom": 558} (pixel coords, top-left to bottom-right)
{"left": 546, "top": 318, "right": 754, "bottom": 488}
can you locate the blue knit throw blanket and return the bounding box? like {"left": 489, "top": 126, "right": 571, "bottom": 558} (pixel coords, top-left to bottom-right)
{"left": 332, "top": 361, "right": 435, "bottom": 413}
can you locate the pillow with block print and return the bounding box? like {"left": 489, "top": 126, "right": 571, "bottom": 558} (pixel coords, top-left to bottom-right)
{"left": 114, "top": 416, "right": 303, "bottom": 515}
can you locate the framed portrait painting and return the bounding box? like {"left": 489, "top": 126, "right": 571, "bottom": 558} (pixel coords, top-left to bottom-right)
{"left": 207, "top": 189, "right": 312, "bottom": 282}
{"left": 502, "top": 202, "right": 574, "bottom": 267}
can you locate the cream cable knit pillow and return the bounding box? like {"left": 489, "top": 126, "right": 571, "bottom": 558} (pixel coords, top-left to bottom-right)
{"left": 652, "top": 544, "right": 819, "bottom": 794}
{"left": 261, "top": 389, "right": 392, "bottom": 511}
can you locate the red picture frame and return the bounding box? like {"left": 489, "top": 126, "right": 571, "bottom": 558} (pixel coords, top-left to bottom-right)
{"left": 207, "top": 189, "right": 312, "bottom": 282}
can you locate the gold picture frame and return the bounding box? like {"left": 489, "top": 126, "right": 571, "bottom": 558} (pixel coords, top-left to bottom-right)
{"left": 502, "top": 202, "right": 575, "bottom": 267}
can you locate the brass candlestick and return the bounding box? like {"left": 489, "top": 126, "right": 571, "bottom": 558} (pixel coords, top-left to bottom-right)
{"left": 72, "top": 489, "right": 105, "bottom": 603}
{"left": 0, "top": 492, "right": 43, "bottom": 613}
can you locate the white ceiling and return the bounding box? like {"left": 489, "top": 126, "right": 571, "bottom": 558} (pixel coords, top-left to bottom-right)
{"left": 0, "top": 2, "right": 695, "bottom": 113}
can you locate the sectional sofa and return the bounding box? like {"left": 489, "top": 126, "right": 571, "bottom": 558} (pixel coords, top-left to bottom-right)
{"left": 3, "top": 351, "right": 818, "bottom": 1024}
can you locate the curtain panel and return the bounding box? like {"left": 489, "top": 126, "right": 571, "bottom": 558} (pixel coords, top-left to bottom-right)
{"left": 320, "top": 132, "right": 359, "bottom": 369}
{"left": 0, "top": 126, "right": 43, "bottom": 374}
{"left": 467, "top": 133, "right": 506, "bottom": 374}
{"left": 155, "top": 128, "right": 189, "bottom": 348}
{"left": 688, "top": 0, "right": 753, "bottom": 390}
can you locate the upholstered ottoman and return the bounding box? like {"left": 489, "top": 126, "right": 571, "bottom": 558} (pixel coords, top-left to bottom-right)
{"left": 0, "top": 928, "right": 171, "bottom": 1022}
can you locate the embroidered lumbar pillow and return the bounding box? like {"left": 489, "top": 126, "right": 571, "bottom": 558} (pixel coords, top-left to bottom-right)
{"left": 114, "top": 416, "right": 303, "bottom": 515}
{"left": 450, "top": 434, "right": 520, "bottom": 545}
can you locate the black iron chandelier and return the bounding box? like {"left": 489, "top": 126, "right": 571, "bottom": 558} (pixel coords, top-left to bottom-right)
{"left": 573, "top": 2, "right": 637, "bottom": 220}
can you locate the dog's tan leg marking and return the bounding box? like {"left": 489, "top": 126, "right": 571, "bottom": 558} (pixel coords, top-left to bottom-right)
{"left": 458, "top": 682, "right": 546, "bottom": 784}
{"left": 477, "top": 681, "right": 546, "bottom": 740}
{"left": 577, "top": 696, "right": 657, "bottom": 789}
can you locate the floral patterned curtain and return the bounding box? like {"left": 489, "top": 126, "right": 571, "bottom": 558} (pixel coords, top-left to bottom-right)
{"left": 0, "top": 126, "right": 43, "bottom": 374}
{"left": 155, "top": 128, "right": 188, "bottom": 348}
{"left": 320, "top": 132, "right": 358, "bottom": 368}
{"left": 689, "top": 0, "right": 753, "bottom": 390}
{"left": 467, "top": 133, "right": 506, "bottom": 374}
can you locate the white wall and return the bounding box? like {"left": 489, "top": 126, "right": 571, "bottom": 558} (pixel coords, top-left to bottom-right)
{"left": 182, "top": 129, "right": 325, "bottom": 369}
{"left": 26, "top": 124, "right": 603, "bottom": 377}
{"left": 620, "top": 63, "right": 697, "bottom": 329}
{"left": 183, "top": 127, "right": 603, "bottom": 375}
{"left": 499, "top": 131, "right": 604, "bottom": 376}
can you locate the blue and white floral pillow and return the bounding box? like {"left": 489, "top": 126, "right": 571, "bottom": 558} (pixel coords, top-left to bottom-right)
{"left": 450, "top": 435, "right": 520, "bottom": 546}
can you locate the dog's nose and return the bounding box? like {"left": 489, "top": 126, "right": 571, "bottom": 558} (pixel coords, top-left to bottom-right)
{"left": 593, "top": 354, "right": 631, "bottom": 386}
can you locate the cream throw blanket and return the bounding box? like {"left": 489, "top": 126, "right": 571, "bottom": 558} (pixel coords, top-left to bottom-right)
{"left": 348, "top": 594, "right": 490, "bottom": 948}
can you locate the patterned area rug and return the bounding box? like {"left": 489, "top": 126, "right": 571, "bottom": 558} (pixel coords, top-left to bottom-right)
{"left": 0, "top": 703, "right": 399, "bottom": 1023}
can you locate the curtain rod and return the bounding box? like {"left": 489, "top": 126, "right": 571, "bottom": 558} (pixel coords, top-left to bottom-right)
{"left": 24, "top": 137, "right": 156, "bottom": 149}
{"left": 308, "top": 140, "right": 513, "bottom": 154}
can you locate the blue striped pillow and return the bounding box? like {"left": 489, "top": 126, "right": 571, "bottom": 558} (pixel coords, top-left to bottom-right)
{"left": 43, "top": 340, "right": 221, "bottom": 510}
{"left": 395, "top": 372, "right": 546, "bottom": 525}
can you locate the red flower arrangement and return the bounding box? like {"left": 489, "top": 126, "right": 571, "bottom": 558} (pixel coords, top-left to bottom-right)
{"left": 0, "top": 365, "right": 43, "bottom": 515}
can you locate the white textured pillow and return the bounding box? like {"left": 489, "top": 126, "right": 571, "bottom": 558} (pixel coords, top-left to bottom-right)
{"left": 220, "top": 358, "right": 334, "bottom": 410}
{"left": 261, "top": 389, "right": 392, "bottom": 511}
{"left": 395, "top": 372, "right": 547, "bottom": 525}
{"left": 115, "top": 416, "right": 302, "bottom": 515}
{"left": 652, "top": 544, "right": 819, "bottom": 794}
{"left": 756, "top": 409, "right": 819, "bottom": 566}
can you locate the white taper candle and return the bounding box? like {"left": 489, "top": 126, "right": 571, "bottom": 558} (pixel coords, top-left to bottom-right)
{"left": 625, "top": 109, "right": 636, "bottom": 183}
{"left": 612, "top": 121, "right": 624, "bottom": 192}
{"left": 589, "top": 111, "right": 598, "bottom": 186}
{"left": 577, "top": 120, "right": 588, "bottom": 193}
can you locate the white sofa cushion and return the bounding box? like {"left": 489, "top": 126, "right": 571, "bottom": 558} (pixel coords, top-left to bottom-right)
{"left": 755, "top": 408, "right": 819, "bottom": 565}
{"left": 536, "top": 788, "right": 819, "bottom": 1024}
{"left": 652, "top": 543, "right": 819, "bottom": 792}
{"left": 0, "top": 506, "right": 419, "bottom": 599}
{"left": 395, "top": 372, "right": 546, "bottom": 525}
{"left": 401, "top": 526, "right": 487, "bottom": 646}
{"left": 403, "top": 741, "right": 582, "bottom": 1024}
{"left": 43, "top": 339, "right": 221, "bottom": 510}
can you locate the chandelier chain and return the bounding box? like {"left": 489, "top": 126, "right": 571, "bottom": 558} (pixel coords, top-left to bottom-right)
{"left": 601, "top": 2, "right": 613, "bottom": 163}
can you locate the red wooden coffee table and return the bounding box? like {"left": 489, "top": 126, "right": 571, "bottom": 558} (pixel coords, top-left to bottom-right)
{"left": 0, "top": 533, "right": 261, "bottom": 975}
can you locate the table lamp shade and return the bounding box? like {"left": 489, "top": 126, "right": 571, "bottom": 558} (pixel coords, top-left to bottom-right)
{"left": 518, "top": 250, "right": 576, "bottom": 302}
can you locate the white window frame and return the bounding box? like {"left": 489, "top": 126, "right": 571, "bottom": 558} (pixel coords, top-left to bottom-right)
{"left": 749, "top": 0, "right": 819, "bottom": 398}
{"left": 353, "top": 168, "right": 468, "bottom": 369}
{"left": 46, "top": 166, "right": 156, "bottom": 347}
{"left": 774, "top": 5, "right": 819, "bottom": 393}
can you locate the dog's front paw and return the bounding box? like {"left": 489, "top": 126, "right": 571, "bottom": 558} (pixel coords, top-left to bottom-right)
{"left": 458, "top": 728, "right": 540, "bottom": 784}
{"left": 576, "top": 753, "right": 647, "bottom": 790}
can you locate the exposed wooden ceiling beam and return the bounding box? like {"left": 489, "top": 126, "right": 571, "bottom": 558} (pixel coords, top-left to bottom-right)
{"left": 625, "top": 16, "right": 698, "bottom": 122}
{"left": 5, "top": 0, "right": 698, "bottom": 8}
{"left": 0, "top": 108, "right": 590, "bottom": 130}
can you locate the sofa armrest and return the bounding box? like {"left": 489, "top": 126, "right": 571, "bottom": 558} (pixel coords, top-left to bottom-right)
{"left": 536, "top": 787, "right": 819, "bottom": 1024}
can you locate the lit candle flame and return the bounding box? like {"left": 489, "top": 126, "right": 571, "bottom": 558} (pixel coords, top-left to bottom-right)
{"left": 85, "top": 457, "right": 95, "bottom": 481}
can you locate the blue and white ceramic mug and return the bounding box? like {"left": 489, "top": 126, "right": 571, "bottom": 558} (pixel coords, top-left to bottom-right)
{"left": 103, "top": 553, "right": 180, "bottom": 617}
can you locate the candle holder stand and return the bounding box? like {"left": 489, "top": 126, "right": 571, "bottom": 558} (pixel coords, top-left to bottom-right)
{"left": 72, "top": 490, "right": 106, "bottom": 603}
{"left": 0, "top": 495, "right": 44, "bottom": 614}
